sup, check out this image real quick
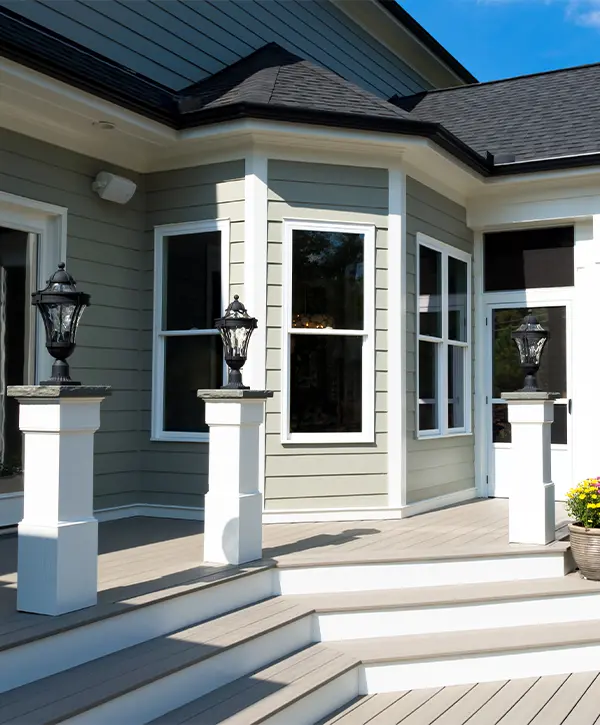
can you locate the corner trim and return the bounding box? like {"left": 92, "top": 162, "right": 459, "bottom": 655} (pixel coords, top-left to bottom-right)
{"left": 262, "top": 487, "right": 478, "bottom": 523}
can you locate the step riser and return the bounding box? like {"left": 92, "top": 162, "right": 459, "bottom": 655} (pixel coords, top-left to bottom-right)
{"left": 0, "top": 569, "right": 275, "bottom": 693}
{"left": 263, "top": 669, "right": 359, "bottom": 725}
{"left": 316, "top": 591, "right": 600, "bottom": 641}
{"left": 277, "top": 553, "right": 572, "bottom": 595}
{"left": 359, "top": 642, "right": 600, "bottom": 694}
{"left": 63, "top": 616, "right": 314, "bottom": 725}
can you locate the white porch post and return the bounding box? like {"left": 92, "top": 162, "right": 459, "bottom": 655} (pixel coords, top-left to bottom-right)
{"left": 198, "top": 389, "right": 272, "bottom": 565}
{"left": 7, "top": 385, "right": 110, "bottom": 615}
{"left": 503, "top": 391, "right": 558, "bottom": 545}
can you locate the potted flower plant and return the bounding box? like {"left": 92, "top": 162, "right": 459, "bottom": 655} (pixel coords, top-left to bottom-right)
{"left": 566, "top": 478, "right": 600, "bottom": 580}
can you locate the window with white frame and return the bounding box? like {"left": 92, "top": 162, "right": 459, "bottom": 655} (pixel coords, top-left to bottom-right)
{"left": 282, "top": 220, "right": 375, "bottom": 443}
{"left": 151, "top": 220, "right": 229, "bottom": 441}
{"left": 417, "top": 233, "right": 471, "bottom": 437}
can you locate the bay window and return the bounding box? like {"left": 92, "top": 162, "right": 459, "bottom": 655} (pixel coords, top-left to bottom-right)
{"left": 151, "top": 220, "right": 229, "bottom": 441}
{"left": 282, "top": 221, "right": 375, "bottom": 443}
{"left": 417, "top": 233, "right": 471, "bottom": 437}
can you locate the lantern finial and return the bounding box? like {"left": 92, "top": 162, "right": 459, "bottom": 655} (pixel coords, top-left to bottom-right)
{"left": 215, "top": 296, "right": 257, "bottom": 389}
{"left": 511, "top": 310, "right": 549, "bottom": 392}
{"left": 32, "top": 263, "right": 90, "bottom": 385}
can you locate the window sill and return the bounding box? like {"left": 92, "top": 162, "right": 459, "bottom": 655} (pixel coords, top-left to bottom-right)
{"left": 150, "top": 433, "right": 210, "bottom": 444}
{"left": 282, "top": 432, "right": 376, "bottom": 445}
{"left": 416, "top": 431, "right": 473, "bottom": 441}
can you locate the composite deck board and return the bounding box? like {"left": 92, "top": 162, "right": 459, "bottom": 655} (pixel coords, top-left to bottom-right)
{"left": 0, "top": 499, "right": 570, "bottom": 645}
{"left": 528, "top": 671, "right": 599, "bottom": 724}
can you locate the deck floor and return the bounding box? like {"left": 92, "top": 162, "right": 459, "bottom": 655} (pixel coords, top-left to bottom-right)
{"left": 325, "top": 673, "right": 600, "bottom": 724}
{"left": 0, "top": 498, "right": 569, "bottom": 644}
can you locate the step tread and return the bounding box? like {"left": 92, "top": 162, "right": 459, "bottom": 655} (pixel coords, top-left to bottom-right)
{"left": 286, "top": 572, "right": 600, "bottom": 612}
{"left": 149, "top": 644, "right": 358, "bottom": 724}
{"left": 0, "top": 597, "right": 313, "bottom": 725}
{"left": 275, "top": 541, "right": 571, "bottom": 568}
{"left": 329, "top": 618, "right": 600, "bottom": 664}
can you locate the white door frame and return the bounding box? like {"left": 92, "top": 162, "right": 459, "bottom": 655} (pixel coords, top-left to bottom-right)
{"left": 481, "top": 288, "right": 574, "bottom": 498}
{"left": 0, "top": 191, "right": 67, "bottom": 527}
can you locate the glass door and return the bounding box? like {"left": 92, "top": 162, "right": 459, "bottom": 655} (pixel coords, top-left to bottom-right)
{"left": 487, "top": 300, "right": 572, "bottom": 500}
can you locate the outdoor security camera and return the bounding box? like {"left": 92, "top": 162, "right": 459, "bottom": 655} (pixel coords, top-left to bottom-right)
{"left": 92, "top": 171, "right": 137, "bottom": 204}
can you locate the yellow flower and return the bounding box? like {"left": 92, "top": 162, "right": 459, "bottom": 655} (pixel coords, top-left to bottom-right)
{"left": 580, "top": 494, "right": 586, "bottom": 500}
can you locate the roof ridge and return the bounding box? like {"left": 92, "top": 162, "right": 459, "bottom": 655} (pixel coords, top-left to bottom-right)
{"left": 402, "top": 58, "right": 600, "bottom": 99}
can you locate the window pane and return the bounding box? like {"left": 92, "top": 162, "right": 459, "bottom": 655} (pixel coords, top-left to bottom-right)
{"left": 164, "top": 231, "right": 221, "bottom": 331}
{"left": 448, "top": 345, "right": 465, "bottom": 429}
{"left": 290, "top": 335, "right": 362, "bottom": 433}
{"left": 484, "top": 226, "right": 574, "bottom": 292}
{"left": 419, "top": 245, "right": 442, "bottom": 337}
{"left": 164, "top": 335, "right": 222, "bottom": 432}
{"left": 448, "top": 256, "right": 468, "bottom": 342}
{"left": 492, "top": 306, "right": 566, "bottom": 398}
{"left": 492, "top": 402, "right": 567, "bottom": 444}
{"left": 419, "top": 340, "right": 438, "bottom": 431}
{"left": 291, "top": 230, "right": 364, "bottom": 330}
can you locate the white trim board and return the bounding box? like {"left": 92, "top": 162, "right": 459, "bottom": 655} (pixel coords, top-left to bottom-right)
{"left": 262, "top": 487, "right": 478, "bottom": 524}
{"left": 94, "top": 503, "right": 204, "bottom": 523}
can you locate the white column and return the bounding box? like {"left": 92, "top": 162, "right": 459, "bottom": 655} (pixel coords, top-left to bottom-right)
{"left": 503, "top": 392, "right": 558, "bottom": 545}
{"left": 198, "top": 389, "right": 272, "bottom": 566}
{"left": 7, "top": 385, "right": 110, "bottom": 615}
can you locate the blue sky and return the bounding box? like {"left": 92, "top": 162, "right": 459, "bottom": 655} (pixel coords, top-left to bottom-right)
{"left": 399, "top": 0, "right": 600, "bottom": 82}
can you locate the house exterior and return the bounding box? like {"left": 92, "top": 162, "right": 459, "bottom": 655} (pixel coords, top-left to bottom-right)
{"left": 0, "top": 0, "right": 596, "bottom": 529}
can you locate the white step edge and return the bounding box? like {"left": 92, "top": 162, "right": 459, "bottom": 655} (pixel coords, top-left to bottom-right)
{"left": 262, "top": 667, "right": 359, "bottom": 725}
{"left": 330, "top": 623, "right": 600, "bottom": 693}
{"left": 64, "top": 616, "right": 314, "bottom": 725}
{"left": 0, "top": 567, "right": 275, "bottom": 693}
{"left": 275, "top": 549, "right": 573, "bottom": 595}
{"left": 312, "top": 583, "right": 600, "bottom": 641}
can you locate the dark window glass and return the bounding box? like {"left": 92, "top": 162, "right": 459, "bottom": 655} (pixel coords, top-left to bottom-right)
{"left": 419, "top": 245, "right": 442, "bottom": 337}
{"left": 484, "top": 226, "right": 574, "bottom": 292}
{"left": 492, "top": 306, "right": 566, "bottom": 398}
{"left": 290, "top": 335, "right": 362, "bottom": 433}
{"left": 448, "top": 345, "right": 465, "bottom": 429}
{"left": 448, "top": 256, "right": 468, "bottom": 342}
{"left": 492, "top": 402, "right": 567, "bottom": 445}
{"left": 164, "top": 231, "right": 221, "bottom": 330}
{"left": 164, "top": 335, "right": 222, "bottom": 432}
{"left": 291, "top": 230, "right": 364, "bottom": 330}
{"left": 419, "top": 340, "right": 438, "bottom": 431}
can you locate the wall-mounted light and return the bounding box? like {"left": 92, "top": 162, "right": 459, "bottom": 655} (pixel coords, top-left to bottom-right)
{"left": 92, "top": 171, "right": 137, "bottom": 204}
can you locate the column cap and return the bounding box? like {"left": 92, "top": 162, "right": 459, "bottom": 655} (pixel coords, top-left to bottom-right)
{"left": 502, "top": 391, "right": 560, "bottom": 401}
{"left": 7, "top": 385, "right": 112, "bottom": 399}
{"left": 197, "top": 389, "right": 273, "bottom": 400}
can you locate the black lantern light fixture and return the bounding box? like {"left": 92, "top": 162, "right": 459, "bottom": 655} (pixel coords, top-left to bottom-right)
{"left": 511, "top": 311, "right": 549, "bottom": 392}
{"left": 215, "top": 295, "right": 257, "bottom": 389}
{"left": 32, "top": 263, "right": 90, "bottom": 385}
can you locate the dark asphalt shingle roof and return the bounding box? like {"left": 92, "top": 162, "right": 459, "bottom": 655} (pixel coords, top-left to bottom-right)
{"left": 178, "top": 43, "right": 409, "bottom": 121}
{"left": 395, "top": 63, "right": 600, "bottom": 162}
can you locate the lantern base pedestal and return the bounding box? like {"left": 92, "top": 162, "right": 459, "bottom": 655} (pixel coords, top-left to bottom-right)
{"left": 17, "top": 520, "right": 98, "bottom": 615}
{"left": 503, "top": 391, "right": 559, "bottom": 546}
{"left": 198, "top": 389, "right": 272, "bottom": 566}
{"left": 7, "top": 385, "right": 111, "bottom": 616}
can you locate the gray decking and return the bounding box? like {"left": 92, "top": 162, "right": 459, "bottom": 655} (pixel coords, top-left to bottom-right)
{"left": 321, "top": 673, "right": 600, "bottom": 724}
{"left": 0, "top": 498, "right": 569, "bottom": 645}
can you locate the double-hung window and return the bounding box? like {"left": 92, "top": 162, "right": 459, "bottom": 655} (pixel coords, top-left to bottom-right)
{"left": 282, "top": 220, "right": 375, "bottom": 444}
{"left": 151, "top": 220, "right": 229, "bottom": 441}
{"left": 417, "top": 233, "right": 471, "bottom": 437}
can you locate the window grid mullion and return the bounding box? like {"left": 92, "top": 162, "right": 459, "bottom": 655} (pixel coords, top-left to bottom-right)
{"left": 440, "top": 251, "right": 449, "bottom": 435}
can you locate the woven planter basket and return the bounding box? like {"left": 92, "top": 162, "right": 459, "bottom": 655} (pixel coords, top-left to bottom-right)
{"left": 568, "top": 523, "right": 600, "bottom": 581}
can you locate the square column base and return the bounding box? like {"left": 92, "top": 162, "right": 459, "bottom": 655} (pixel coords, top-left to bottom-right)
{"left": 17, "top": 519, "right": 98, "bottom": 615}
{"left": 203, "top": 491, "right": 263, "bottom": 566}
{"left": 509, "top": 482, "right": 556, "bottom": 546}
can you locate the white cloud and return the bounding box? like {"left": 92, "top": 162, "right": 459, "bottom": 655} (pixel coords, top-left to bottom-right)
{"left": 472, "top": 0, "right": 600, "bottom": 29}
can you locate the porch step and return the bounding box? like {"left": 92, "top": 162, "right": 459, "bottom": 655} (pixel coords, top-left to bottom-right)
{"left": 328, "top": 619, "right": 600, "bottom": 693}
{"left": 0, "top": 597, "right": 315, "bottom": 725}
{"left": 294, "top": 573, "right": 600, "bottom": 640}
{"left": 148, "top": 644, "right": 358, "bottom": 725}
{"left": 0, "top": 564, "right": 275, "bottom": 693}
{"left": 276, "top": 543, "right": 574, "bottom": 595}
